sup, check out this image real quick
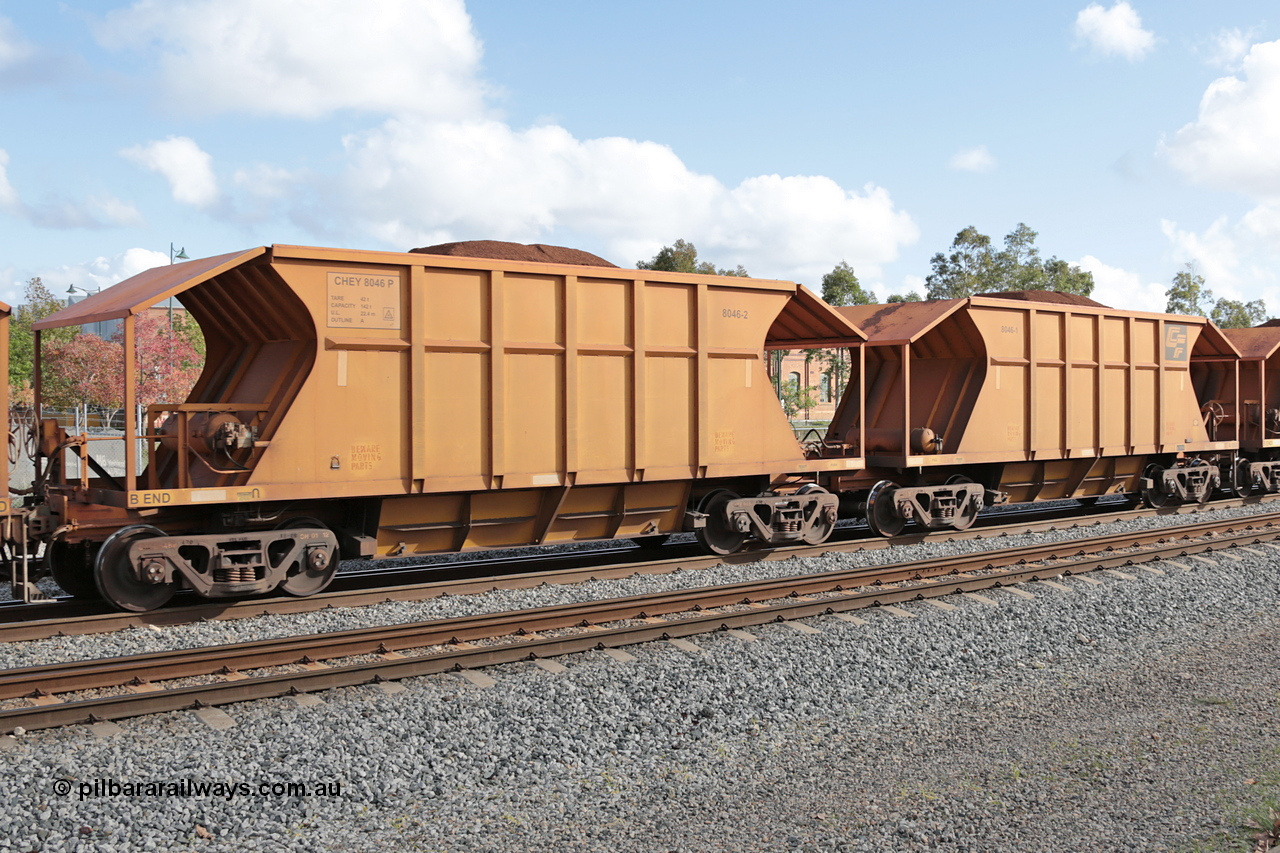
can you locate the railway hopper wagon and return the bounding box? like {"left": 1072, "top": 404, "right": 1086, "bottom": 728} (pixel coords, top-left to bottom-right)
{"left": 28, "top": 244, "right": 866, "bottom": 611}
{"left": 1219, "top": 321, "right": 1280, "bottom": 493}
{"left": 813, "top": 292, "right": 1243, "bottom": 536}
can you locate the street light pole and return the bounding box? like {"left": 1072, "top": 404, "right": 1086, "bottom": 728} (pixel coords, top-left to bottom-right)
{"left": 168, "top": 243, "right": 188, "bottom": 327}
{"left": 66, "top": 283, "right": 101, "bottom": 305}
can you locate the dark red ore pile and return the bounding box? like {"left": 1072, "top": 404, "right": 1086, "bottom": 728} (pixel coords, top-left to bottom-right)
{"left": 975, "top": 289, "right": 1109, "bottom": 308}
{"left": 411, "top": 240, "right": 618, "bottom": 268}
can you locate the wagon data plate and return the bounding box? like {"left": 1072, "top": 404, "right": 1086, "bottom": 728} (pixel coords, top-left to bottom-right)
{"left": 327, "top": 271, "right": 402, "bottom": 330}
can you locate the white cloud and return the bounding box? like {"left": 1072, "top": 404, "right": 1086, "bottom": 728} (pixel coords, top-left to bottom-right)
{"left": 1161, "top": 213, "right": 1280, "bottom": 300}
{"left": 0, "top": 149, "right": 19, "bottom": 212}
{"left": 1159, "top": 212, "right": 1280, "bottom": 322}
{"left": 85, "top": 196, "right": 146, "bottom": 228}
{"left": 97, "top": 1, "right": 919, "bottom": 282}
{"left": 328, "top": 117, "right": 918, "bottom": 282}
{"left": 0, "top": 16, "right": 33, "bottom": 70}
{"left": 707, "top": 176, "right": 918, "bottom": 282}
{"left": 0, "top": 148, "right": 144, "bottom": 229}
{"left": 28, "top": 198, "right": 144, "bottom": 230}
{"left": 232, "top": 164, "right": 302, "bottom": 201}
{"left": 1157, "top": 40, "right": 1280, "bottom": 311}
{"left": 948, "top": 145, "right": 996, "bottom": 173}
{"left": 0, "top": 265, "right": 18, "bottom": 308}
{"left": 1074, "top": 2, "right": 1156, "bottom": 62}
{"left": 3, "top": 247, "right": 173, "bottom": 311}
{"left": 35, "top": 248, "right": 171, "bottom": 295}
{"left": 1075, "top": 255, "right": 1168, "bottom": 313}
{"left": 886, "top": 274, "right": 926, "bottom": 301}
{"left": 98, "top": 0, "right": 486, "bottom": 120}
{"left": 1161, "top": 40, "right": 1280, "bottom": 200}
{"left": 121, "top": 136, "right": 219, "bottom": 207}
{"left": 1204, "top": 27, "right": 1255, "bottom": 70}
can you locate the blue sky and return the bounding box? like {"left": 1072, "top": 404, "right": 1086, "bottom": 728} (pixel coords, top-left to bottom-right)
{"left": 1, "top": 1, "right": 1278, "bottom": 315}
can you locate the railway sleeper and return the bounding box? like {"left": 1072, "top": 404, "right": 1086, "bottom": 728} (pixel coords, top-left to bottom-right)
{"left": 121, "top": 528, "right": 339, "bottom": 598}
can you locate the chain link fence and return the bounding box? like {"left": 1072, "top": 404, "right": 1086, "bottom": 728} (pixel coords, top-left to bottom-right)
{"left": 9, "top": 405, "right": 149, "bottom": 491}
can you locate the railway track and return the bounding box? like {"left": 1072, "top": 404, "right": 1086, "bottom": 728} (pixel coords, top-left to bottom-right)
{"left": 0, "top": 494, "right": 1272, "bottom": 642}
{"left": 1, "top": 508, "right": 1276, "bottom": 734}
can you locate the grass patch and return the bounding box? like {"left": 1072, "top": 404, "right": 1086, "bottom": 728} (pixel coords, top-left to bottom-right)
{"left": 1241, "top": 803, "right": 1280, "bottom": 852}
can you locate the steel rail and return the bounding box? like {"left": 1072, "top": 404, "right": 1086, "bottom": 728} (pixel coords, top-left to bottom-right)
{"left": 2, "top": 491, "right": 1280, "bottom": 645}
{"left": 0, "top": 515, "right": 1276, "bottom": 731}
{"left": 0, "top": 495, "right": 1275, "bottom": 644}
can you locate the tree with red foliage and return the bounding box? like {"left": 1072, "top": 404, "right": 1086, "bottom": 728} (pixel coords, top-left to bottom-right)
{"left": 44, "top": 312, "right": 204, "bottom": 419}
{"left": 44, "top": 333, "right": 118, "bottom": 411}
{"left": 130, "top": 311, "right": 204, "bottom": 409}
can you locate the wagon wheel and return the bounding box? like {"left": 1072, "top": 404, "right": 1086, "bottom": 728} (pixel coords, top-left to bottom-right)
{"left": 46, "top": 535, "right": 99, "bottom": 599}
{"left": 694, "top": 490, "right": 747, "bottom": 556}
{"left": 943, "top": 476, "right": 981, "bottom": 532}
{"left": 796, "top": 484, "right": 837, "bottom": 545}
{"left": 1141, "top": 463, "right": 1176, "bottom": 509}
{"left": 865, "top": 480, "right": 905, "bottom": 538}
{"left": 94, "top": 525, "right": 174, "bottom": 612}
{"left": 276, "top": 517, "right": 340, "bottom": 597}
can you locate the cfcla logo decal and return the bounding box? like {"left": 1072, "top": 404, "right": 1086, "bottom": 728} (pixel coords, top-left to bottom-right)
{"left": 1164, "top": 324, "right": 1189, "bottom": 362}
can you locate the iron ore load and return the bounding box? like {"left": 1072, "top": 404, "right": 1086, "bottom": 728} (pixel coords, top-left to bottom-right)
{"left": 6, "top": 241, "right": 1278, "bottom": 612}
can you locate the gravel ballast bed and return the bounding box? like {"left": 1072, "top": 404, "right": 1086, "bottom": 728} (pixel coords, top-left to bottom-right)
{"left": 4, "top": 500, "right": 1280, "bottom": 672}
{"left": 0, "top": 525, "right": 1278, "bottom": 851}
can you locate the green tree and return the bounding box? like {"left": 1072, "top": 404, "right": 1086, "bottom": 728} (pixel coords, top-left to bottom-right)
{"left": 1165, "top": 263, "right": 1213, "bottom": 316}
{"left": 887, "top": 292, "right": 923, "bottom": 303}
{"left": 819, "top": 261, "right": 876, "bottom": 306}
{"left": 1164, "top": 262, "right": 1269, "bottom": 326}
{"left": 925, "top": 224, "right": 1094, "bottom": 299}
{"left": 809, "top": 261, "right": 873, "bottom": 409}
{"left": 637, "top": 239, "right": 748, "bottom": 277}
{"left": 1036, "top": 258, "right": 1094, "bottom": 294}
{"left": 1209, "top": 298, "right": 1267, "bottom": 329}
{"left": 170, "top": 308, "right": 206, "bottom": 358}
{"left": 778, "top": 376, "right": 818, "bottom": 419}
{"left": 9, "top": 277, "right": 77, "bottom": 406}
{"left": 997, "top": 222, "right": 1043, "bottom": 291}
{"left": 925, "top": 226, "right": 997, "bottom": 299}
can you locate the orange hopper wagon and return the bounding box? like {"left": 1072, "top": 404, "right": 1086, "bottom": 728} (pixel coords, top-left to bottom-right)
{"left": 28, "top": 243, "right": 865, "bottom": 611}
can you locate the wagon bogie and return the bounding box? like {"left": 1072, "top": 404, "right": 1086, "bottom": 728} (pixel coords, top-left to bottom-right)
{"left": 1245, "top": 459, "right": 1280, "bottom": 493}
{"left": 1140, "top": 458, "right": 1222, "bottom": 507}
{"left": 696, "top": 486, "right": 840, "bottom": 552}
